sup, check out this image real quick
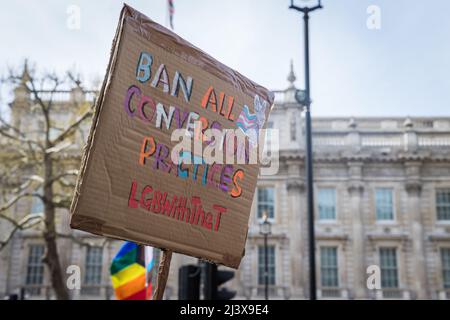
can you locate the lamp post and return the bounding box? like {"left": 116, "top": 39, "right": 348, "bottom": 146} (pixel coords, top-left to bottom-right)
{"left": 289, "top": 0, "right": 323, "bottom": 300}
{"left": 259, "top": 212, "right": 272, "bottom": 300}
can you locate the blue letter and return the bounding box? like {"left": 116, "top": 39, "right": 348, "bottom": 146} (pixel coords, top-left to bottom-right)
{"left": 136, "top": 52, "right": 153, "bottom": 83}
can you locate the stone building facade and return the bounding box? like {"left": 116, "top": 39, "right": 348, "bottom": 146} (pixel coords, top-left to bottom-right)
{"left": 167, "top": 67, "right": 450, "bottom": 300}
{"left": 1, "top": 64, "right": 450, "bottom": 299}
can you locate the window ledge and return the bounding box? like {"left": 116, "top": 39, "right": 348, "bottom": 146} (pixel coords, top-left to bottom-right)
{"left": 375, "top": 220, "right": 397, "bottom": 225}
{"left": 318, "top": 288, "right": 348, "bottom": 299}
{"left": 317, "top": 219, "right": 338, "bottom": 224}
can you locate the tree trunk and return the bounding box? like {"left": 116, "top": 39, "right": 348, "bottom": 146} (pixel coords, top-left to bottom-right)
{"left": 43, "top": 153, "right": 69, "bottom": 300}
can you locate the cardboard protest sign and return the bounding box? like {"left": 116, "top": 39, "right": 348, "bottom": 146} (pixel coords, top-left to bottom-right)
{"left": 70, "top": 4, "right": 274, "bottom": 268}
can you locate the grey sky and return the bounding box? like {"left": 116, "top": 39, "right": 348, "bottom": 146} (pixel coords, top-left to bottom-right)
{"left": 1, "top": 0, "right": 449, "bottom": 116}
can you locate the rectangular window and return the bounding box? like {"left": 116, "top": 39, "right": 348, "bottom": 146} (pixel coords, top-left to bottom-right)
{"left": 318, "top": 188, "right": 336, "bottom": 220}
{"left": 257, "top": 187, "right": 274, "bottom": 219}
{"left": 320, "top": 247, "right": 339, "bottom": 287}
{"left": 26, "top": 244, "right": 45, "bottom": 295}
{"left": 380, "top": 247, "right": 399, "bottom": 288}
{"left": 258, "top": 245, "right": 275, "bottom": 286}
{"left": 30, "top": 188, "right": 44, "bottom": 214}
{"left": 436, "top": 189, "right": 450, "bottom": 221}
{"left": 84, "top": 246, "right": 103, "bottom": 285}
{"left": 375, "top": 188, "right": 394, "bottom": 220}
{"left": 442, "top": 248, "right": 450, "bottom": 289}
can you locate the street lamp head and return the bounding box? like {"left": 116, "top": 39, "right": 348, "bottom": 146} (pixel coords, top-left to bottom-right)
{"left": 259, "top": 211, "right": 272, "bottom": 235}
{"left": 295, "top": 89, "right": 308, "bottom": 105}
{"left": 290, "top": 0, "right": 322, "bottom": 10}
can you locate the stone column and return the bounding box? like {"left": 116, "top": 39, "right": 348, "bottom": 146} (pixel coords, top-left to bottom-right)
{"left": 348, "top": 162, "right": 366, "bottom": 299}
{"left": 405, "top": 162, "right": 427, "bottom": 299}
{"left": 287, "top": 177, "right": 305, "bottom": 299}
{"left": 403, "top": 118, "right": 418, "bottom": 152}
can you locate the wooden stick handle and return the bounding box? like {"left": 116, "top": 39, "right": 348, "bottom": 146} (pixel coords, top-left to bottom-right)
{"left": 152, "top": 249, "right": 173, "bottom": 300}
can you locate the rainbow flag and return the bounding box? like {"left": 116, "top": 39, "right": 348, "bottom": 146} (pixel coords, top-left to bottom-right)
{"left": 110, "top": 242, "right": 152, "bottom": 300}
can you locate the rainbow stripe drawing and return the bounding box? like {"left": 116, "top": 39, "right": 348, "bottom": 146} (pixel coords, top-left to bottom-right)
{"left": 236, "top": 94, "right": 268, "bottom": 147}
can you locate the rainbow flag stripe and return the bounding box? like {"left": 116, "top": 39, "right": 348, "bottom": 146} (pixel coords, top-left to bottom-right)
{"left": 110, "top": 242, "right": 147, "bottom": 300}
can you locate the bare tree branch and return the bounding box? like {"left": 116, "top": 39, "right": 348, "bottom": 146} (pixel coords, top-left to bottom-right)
{"left": 0, "top": 124, "right": 44, "bottom": 151}
{"left": 51, "top": 110, "right": 92, "bottom": 145}
{"left": 2, "top": 62, "right": 98, "bottom": 300}
{"left": 0, "top": 214, "right": 43, "bottom": 251}
{"left": 55, "top": 232, "right": 112, "bottom": 249}
{"left": 25, "top": 74, "right": 52, "bottom": 144}
{"left": 47, "top": 170, "right": 78, "bottom": 186}
{"left": 0, "top": 192, "right": 43, "bottom": 215}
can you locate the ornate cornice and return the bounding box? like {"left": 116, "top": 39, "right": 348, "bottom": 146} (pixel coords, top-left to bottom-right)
{"left": 278, "top": 149, "right": 450, "bottom": 164}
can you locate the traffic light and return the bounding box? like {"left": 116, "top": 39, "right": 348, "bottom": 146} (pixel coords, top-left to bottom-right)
{"left": 202, "top": 262, "right": 236, "bottom": 300}
{"left": 178, "top": 265, "right": 201, "bottom": 300}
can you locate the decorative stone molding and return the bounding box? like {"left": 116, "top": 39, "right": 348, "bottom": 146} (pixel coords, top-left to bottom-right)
{"left": 428, "top": 234, "right": 450, "bottom": 242}
{"left": 367, "top": 233, "right": 409, "bottom": 241}
{"left": 405, "top": 180, "right": 422, "bottom": 196}
{"left": 347, "top": 161, "right": 363, "bottom": 178}
{"left": 247, "top": 233, "right": 288, "bottom": 241}
{"left": 367, "top": 233, "right": 410, "bottom": 253}
{"left": 347, "top": 181, "right": 364, "bottom": 196}
{"left": 404, "top": 117, "right": 413, "bottom": 128}
{"left": 405, "top": 161, "right": 422, "bottom": 176}
{"left": 315, "top": 233, "right": 349, "bottom": 241}
{"left": 287, "top": 179, "right": 305, "bottom": 193}
{"left": 286, "top": 160, "right": 301, "bottom": 176}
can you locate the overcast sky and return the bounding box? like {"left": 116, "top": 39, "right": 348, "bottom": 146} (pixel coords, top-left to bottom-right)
{"left": 1, "top": 0, "right": 449, "bottom": 116}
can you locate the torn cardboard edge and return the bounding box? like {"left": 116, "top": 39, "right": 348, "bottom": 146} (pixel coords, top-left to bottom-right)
{"left": 122, "top": 4, "right": 274, "bottom": 105}
{"left": 70, "top": 3, "right": 271, "bottom": 270}
{"left": 70, "top": 214, "right": 245, "bottom": 268}
{"left": 70, "top": 5, "right": 128, "bottom": 217}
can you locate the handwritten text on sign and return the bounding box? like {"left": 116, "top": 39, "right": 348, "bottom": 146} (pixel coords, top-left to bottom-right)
{"left": 124, "top": 52, "right": 269, "bottom": 233}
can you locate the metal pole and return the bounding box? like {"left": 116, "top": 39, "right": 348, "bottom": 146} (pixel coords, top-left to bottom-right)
{"left": 303, "top": 10, "right": 317, "bottom": 302}
{"left": 289, "top": 1, "right": 322, "bottom": 301}
{"left": 264, "top": 233, "right": 269, "bottom": 300}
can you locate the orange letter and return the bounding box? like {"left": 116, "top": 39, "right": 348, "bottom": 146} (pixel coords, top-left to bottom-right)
{"left": 139, "top": 136, "right": 156, "bottom": 165}
{"left": 230, "top": 169, "right": 244, "bottom": 198}
{"left": 201, "top": 86, "right": 217, "bottom": 112}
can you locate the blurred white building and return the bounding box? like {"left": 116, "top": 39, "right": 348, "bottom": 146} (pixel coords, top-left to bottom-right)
{"left": 169, "top": 64, "right": 450, "bottom": 300}
{"left": 1, "top": 63, "right": 450, "bottom": 299}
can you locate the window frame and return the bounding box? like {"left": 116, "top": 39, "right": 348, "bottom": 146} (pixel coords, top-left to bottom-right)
{"left": 257, "top": 186, "right": 275, "bottom": 221}
{"left": 379, "top": 247, "right": 399, "bottom": 289}
{"left": 317, "top": 188, "right": 337, "bottom": 222}
{"left": 375, "top": 187, "right": 395, "bottom": 222}
{"left": 257, "top": 245, "right": 276, "bottom": 286}
{"left": 319, "top": 246, "right": 339, "bottom": 288}
{"left": 441, "top": 247, "right": 450, "bottom": 289}
{"left": 83, "top": 246, "right": 104, "bottom": 286}
{"left": 25, "top": 244, "right": 45, "bottom": 287}
{"left": 436, "top": 188, "right": 450, "bottom": 222}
